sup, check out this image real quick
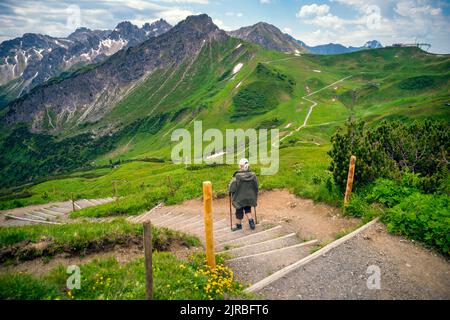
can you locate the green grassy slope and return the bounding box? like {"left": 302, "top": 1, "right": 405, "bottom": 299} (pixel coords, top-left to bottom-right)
{"left": 0, "top": 46, "right": 449, "bottom": 207}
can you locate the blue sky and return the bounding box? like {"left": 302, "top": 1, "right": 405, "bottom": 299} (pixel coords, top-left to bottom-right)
{"left": 1, "top": 0, "right": 449, "bottom": 53}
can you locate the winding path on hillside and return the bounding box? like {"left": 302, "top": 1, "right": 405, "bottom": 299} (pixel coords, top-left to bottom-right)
{"left": 274, "top": 74, "right": 354, "bottom": 147}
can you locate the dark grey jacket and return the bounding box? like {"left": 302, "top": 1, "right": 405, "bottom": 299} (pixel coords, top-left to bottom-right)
{"left": 228, "top": 170, "right": 258, "bottom": 209}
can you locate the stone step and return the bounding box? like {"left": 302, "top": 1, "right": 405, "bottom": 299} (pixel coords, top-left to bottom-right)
{"left": 218, "top": 233, "right": 300, "bottom": 258}
{"left": 4, "top": 214, "right": 62, "bottom": 225}
{"left": 226, "top": 240, "right": 317, "bottom": 285}
{"left": 184, "top": 219, "right": 228, "bottom": 236}
{"left": 130, "top": 205, "right": 166, "bottom": 223}
{"left": 75, "top": 199, "right": 94, "bottom": 209}
{"left": 217, "top": 225, "right": 286, "bottom": 251}
{"left": 192, "top": 225, "right": 240, "bottom": 243}
{"left": 149, "top": 211, "right": 183, "bottom": 225}
{"left": 47, "top": 206, "right": 72, "bottom": 214}
{"left": 84, "top": 199, "right": 98, "bottom": 206}
{"left": 87, "top": 199, "right": 103, "bottom": 205}
{"left": 73, "top": 202, "right": 83, "bottom": 210}
{"left": 30, "top": 211, "right": 57, "bottom": 220}
{"left": 136, "top": 208, "right": 171, "bottom": 223}
{"left": 40, "top": 208, "right": 68, "bottom": 216}
{"left": 165, "top": 215, "right": 201, "bottom": 230}
{"left": 140, "top": 211, "right": 176, "bottom": 226}
{"left": 23, "top": 212, "right": 47, "bottom": 221}
{"left": 177, "top": 219, "right": 203, "bottom": 232}
{"left": 154, "top": 213, "right": 187, "bottom": 228}
{"left": 215, "top": 224, "right": 265, "bottom": 243}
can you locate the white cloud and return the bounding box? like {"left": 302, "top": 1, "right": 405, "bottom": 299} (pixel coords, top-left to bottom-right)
{"left": 158, "top": 8, "right": 197, "bottom": 24}
{"left": 260, "top": 0, "right": 271, "bottom": 4}
{"left": 394, "top": 0, "right": 442, "bottom": 17}
{"left": 212, "top": 18, "right": 232, "bottom": 31}
{"left": 225, "top": 12, "right": 243, "bottom": 18}
{"left": 153, "top": 0, "right": 209, "bottom": 3}
{"left": 297, "top": 4, "right": 330, "bottom": 18}
{"left": 297, "top": 0, "right": 449, "bottom": 53}
{"left": 283, "top": 27, "right": 293, "bottom": 34}
{"left": 302, "top": 13, "right": 365, "bottom": 29}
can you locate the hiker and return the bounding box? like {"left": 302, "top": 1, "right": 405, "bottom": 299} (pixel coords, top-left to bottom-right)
{"left": 229, "top": 158, "right": 258, "bottom": 231}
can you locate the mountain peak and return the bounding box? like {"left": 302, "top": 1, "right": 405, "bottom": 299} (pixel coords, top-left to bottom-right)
{"left": 173, "top": 14, "right": 218, "bottom": 34}
{"left": 228, "top": 22, "right": 306, "bottom": 53}
{"left": 142, "top": 19, "right": 172, "bottom": 35}
{"left": 114, "top": 21, "right": 139, "bottom": 32}
{"left": 364, "top": 40, "right": 383, "bottom": 49}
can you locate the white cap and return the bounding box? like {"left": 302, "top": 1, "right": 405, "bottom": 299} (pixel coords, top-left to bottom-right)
{"left": 239, "top": 158, "right": 249, "bottom": 171}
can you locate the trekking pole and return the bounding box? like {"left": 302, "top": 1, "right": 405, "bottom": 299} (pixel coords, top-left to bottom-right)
{"left": 229, "top": 193, "right": 233, "bottom": 231}
{"left": 254, "top": 206, "right": 258, "bottom": 225}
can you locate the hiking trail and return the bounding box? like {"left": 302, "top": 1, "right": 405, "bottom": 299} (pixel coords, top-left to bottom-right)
{"left": 129, "top": 190, "right": 450, "bottom": 299}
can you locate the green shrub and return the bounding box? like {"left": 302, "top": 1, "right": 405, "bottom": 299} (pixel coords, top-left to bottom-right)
{"left": 329, "top": 119, "right": 449, "bottom": 192}
{"left": 398, "top": 75, "right": 434, "bottom": 90}
{"left": 383, "top": 193, "right": 450, "bottom": 255}
{"left": 365, "top": 178, "right": 419, "bottom": 208}
{"left": 345, "top": 194, "right": 370, "bottom": 218}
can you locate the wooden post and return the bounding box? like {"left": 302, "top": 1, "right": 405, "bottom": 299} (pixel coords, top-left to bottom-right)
{"left": 71, "top": 193, "right": 76, "bottom": 212}
{"left": 344, "top": 155, "right": 357, "bottom": 206}
{"left": 203, "top": 181, "right": 215, "bottom": 269}
{"left": 112, "top": 181, "right": 118, "bottom": 198}
{"left": 143, "top": 222, "right": 153, "bottom": 300}
{"left": 167, "top": 176, "right": 175, "bottom": 196}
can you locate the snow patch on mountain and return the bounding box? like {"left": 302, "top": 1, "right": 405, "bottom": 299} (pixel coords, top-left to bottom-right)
{"left": 233, "top": 63, "right": 244, "bottom": 75}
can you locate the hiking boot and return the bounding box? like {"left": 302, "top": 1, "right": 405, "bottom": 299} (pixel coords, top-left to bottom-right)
{"left": 249, "top": 218, "right": 256, "bottom": 230}
{"left": 232, "top": 224, "right": 242, "bottom": 232}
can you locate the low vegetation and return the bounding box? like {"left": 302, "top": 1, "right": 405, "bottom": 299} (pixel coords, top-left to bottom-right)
{"left": 0, "top": 220, "right": 199, "bottom": 263}
{"left": 332, "top": 120, "right": 450, "bottom": 255}
{"left": 231, "top": 63, "right": 295, "bottom": 120}
{"left": 329, "top": 119, "right": 449, "bottom": 193}
{"left": 0, "top": 253, "right": 247, "bottom": 300}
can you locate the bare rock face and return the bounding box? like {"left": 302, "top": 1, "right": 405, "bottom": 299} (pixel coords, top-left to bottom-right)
{"left": 3, "top": 14, "right": 227, "bottom": 133}
{"left": 228, "top": 22, "right": 307, "bottom": 53}
{"left": 0, "top": 19, "right": 172, "bottom": 102}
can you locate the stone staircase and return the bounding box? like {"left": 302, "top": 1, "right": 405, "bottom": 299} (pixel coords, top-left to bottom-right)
{"left": 129, "top": 204, "right": 318, "bottom": 287}
{"left": 1, "top": 198, "right": 115, "bottom": 227}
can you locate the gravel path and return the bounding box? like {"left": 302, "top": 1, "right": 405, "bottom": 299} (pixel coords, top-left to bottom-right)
{"left": 259, "top": 222, "right": 450, "bottom": 300}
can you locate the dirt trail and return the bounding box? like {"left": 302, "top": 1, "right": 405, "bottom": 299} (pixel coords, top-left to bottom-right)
{"left": 260, "top": 222, "right": 450, "bottom": 300}
{"left": 274, "top": 74, "right": 354, "bottom": 147}
{"left": 168, "top": 189, "right": 359, "bottom": 242}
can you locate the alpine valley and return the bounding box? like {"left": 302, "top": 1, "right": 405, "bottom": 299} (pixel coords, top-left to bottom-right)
{"left": 0, "top": 14, "right": 448, "bottom": 202}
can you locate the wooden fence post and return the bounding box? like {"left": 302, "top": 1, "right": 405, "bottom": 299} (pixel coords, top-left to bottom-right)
{"left": 143, "top": 222, "right": 153, "bottom": 300}
{"left": 112, "top": 181, "right": 118, "bottom": 198}
{"left": 203, "top": 181, "right": 215, "bottom": 269}
{"left": 71, "top": 193, "right": 76, "bottom": 212}
{"left": 344, "top": 155, "right": 357, "bottom": 206}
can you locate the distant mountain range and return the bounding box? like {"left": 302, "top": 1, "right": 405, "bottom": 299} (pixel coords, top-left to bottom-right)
{"left": 297, "top": 39, "right": 383, "bottom": 55}
{"left": 0, "top": 14, "right": 446, "bottom": 188}
{"left": 3, "top": 14, "right": 226, "bottom": 132}
{"left": 0, "top": 17, "right": 384, "bottom": 108}
{"left": 0, "top": 19, "right": 172, "bottom": 105}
